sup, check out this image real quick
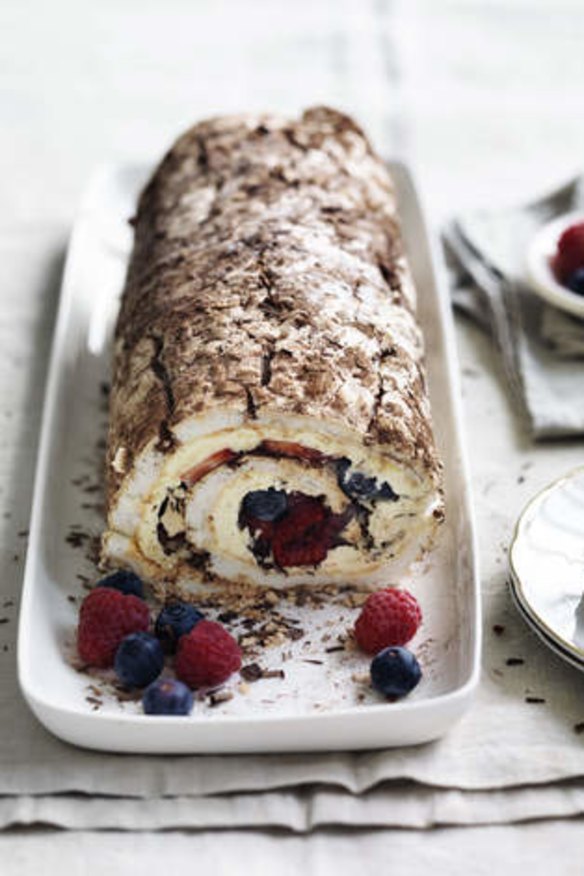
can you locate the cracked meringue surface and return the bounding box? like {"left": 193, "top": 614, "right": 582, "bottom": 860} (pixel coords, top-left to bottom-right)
{"left": 102, "top": 107, "right": 444, "bottom": 592}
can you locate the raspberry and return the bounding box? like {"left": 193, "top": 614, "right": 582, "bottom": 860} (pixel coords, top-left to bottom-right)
{"left": 175, "top": 620, "right": 241, "bottom": 688}
{"left": 77, "top": 588, "right": 150, "bottom": 667}
{"left": 271, "top": 495, "right": 329, "bottom": 567}
{"left": 271, "top": 493, "right": 349, "bottom": 568}
{"left": 354, "top": 588, "right": 422, "bottom": 654}
{"left": 553, "top": 222, "right": 584, "bottom": 282}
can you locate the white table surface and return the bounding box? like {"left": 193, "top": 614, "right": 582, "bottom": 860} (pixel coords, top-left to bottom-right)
{"left": 2, "top": 0, "right": 584, "bottom": 871}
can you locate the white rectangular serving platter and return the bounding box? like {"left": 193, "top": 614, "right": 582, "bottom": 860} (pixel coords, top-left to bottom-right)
{"left": 17, "top": 161, "right": 481, "bottom": 754}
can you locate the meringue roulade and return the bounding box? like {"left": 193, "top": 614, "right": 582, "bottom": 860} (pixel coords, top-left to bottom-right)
{"left": 101, "top": 107, "right": 444, "bottom": 592}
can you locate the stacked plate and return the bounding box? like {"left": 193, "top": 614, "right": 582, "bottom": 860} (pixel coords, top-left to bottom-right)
{"left": 509, "top": 467, "right": 584, "bottom": 671}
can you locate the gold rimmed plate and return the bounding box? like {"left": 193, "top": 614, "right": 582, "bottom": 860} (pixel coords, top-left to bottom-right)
{"left": 509, "top": 584, "right": 584, "bottom": 673}
{"left": 509, "top": 467, "right": 584, "bottom": 669}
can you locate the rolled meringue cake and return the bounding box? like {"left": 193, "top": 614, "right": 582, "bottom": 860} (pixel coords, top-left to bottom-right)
{"left": 101, "top": 106, "right": 444, "bottom": 592}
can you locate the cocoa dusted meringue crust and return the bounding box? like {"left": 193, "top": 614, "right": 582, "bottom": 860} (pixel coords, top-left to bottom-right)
{"left": 101, "top": 106, "right": 444, "bottom": 593}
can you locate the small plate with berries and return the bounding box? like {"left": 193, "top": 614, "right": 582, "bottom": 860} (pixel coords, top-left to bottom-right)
{"left": 17, "top": 162, "right": 480, "bottom": 753}
{"left": 526, "top": 211, "right": 584, "bottom": 318}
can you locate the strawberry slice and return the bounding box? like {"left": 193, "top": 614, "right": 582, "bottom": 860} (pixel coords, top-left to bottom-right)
{"left": 257, "top": 440, "right": 327, "bottom": 463}
{"left": 180, "top": 441, "right": 327, "bottom": 488}
{"left": 181, "top": 449, "right": 239, "bottom": 486}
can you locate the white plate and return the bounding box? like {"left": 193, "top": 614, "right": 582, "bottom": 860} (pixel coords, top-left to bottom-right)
{"left": 17, "top": 162, "right": 480, "bottom": 753}
{"left": 525, "top": 210, "right": 584, "bottom": 318}
{"left": 509, "top": 585, "right": 584, "bottom": 674}
{"left": 509, "top": 466, "right": 584, "bottom": 670}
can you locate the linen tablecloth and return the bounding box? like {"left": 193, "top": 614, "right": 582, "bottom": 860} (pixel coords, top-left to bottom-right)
{"left": 1, "top": 822, "right": 584, "bottom": 876}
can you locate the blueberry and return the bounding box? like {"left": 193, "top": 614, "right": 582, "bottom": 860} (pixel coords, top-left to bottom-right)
{"left": 240, "top": 488, "right": 288, "bottom": 522}
{"left": 370, "top": 646, "right": 422, "bottom": 698}
{"left": 114, "top": 632, "right": 165, "bottom": 688}
{"left": 376, "top": 481, "right": 400, "bottom": 501}
{"left": 96, "top": 570, "right": 144, "bottom": 599}
{"left": 336, "top": 458, "right": 399, "bottom": 503}
{"left": 155, "top": 601, "right": 204, "bottom": 652}
{"left": 566, "top": 267, "right": 584, "bottom": 296}
{"left": 142, "top": 678, "right": 194, "bottom": 716}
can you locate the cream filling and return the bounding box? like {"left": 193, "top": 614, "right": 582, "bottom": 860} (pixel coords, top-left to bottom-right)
{"left": 106, "top": 413, "right": 440, "bottom": 585}
{"left": 183, "top": 458, "right": 359, "bottom": 568}
{"left": 132, "top": 436, "right": 431, "bottom": 579}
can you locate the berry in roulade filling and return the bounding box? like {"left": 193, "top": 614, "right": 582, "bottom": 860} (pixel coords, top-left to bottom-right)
{"left": 104, "top": 418, "right": 442, "bottom": 589}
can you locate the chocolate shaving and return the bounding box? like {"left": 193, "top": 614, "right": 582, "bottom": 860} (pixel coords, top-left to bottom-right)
{"left": 187, "top": 550, "right": 211, "bottom": 572}
{"left": 244, "top": 387, "right": 257, "bottom": 419}
{"left": 240, "top": 663, "right": 263, "bottom": 682}
{"left": 218, "top": 610, "right": 239, "bottom": 624}
{"left": 209, "top": 690, "right": 234, "bottom": 707}
{"left": 156, "top": 522, "right": 188, "bottom": 556}
{"left": 66, "top": 531, "right": 90, "bottom": 549}
{"left": 287, "top": 627, "right": 304, "bottom": 641}
{"left": 239, "top": 664, "right": 285, "bottom": 682}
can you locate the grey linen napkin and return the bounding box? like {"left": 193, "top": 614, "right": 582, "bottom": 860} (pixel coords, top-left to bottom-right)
{"left": 444, "top": 177, "right": 584, "bottom": 438}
